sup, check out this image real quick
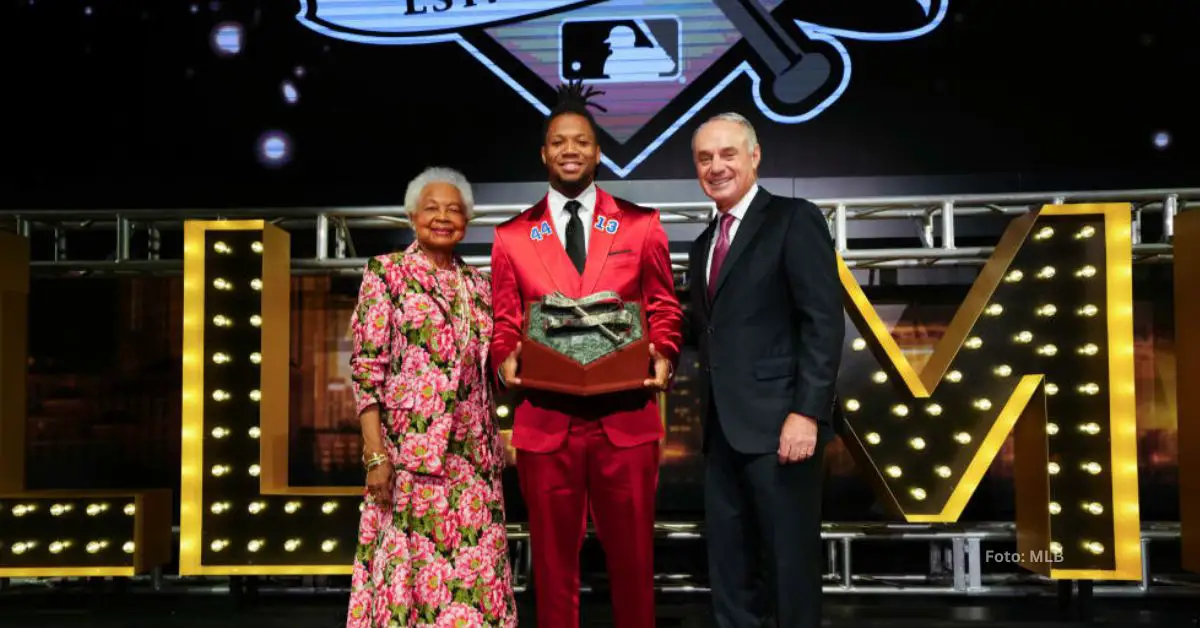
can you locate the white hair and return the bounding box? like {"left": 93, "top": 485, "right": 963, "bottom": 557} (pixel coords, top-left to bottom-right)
{"left": 692, "top": 112, "right": 759, "bottom": 153}
{"left": 403, "top": 166, "right": 476, "bottom": 221}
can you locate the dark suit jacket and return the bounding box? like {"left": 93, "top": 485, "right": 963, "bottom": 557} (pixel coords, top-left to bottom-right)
{"left": 689, "top": 187, "right": 845, "bottom": 454}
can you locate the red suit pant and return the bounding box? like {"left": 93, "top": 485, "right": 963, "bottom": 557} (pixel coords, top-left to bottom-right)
{"left": 517, "top": 416, "right": 659, "bottom": 628}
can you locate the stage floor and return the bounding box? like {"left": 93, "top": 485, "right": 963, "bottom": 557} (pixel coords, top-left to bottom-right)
{"left": 1, "top": 591, "right": 1198, "bottom": 627}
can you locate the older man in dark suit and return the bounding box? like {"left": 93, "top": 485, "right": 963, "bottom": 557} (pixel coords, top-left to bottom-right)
{"left": 688, "top": 112, "right": 844, "bottom": 628}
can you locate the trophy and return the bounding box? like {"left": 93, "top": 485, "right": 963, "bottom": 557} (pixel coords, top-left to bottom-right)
{"left": 519, "top": 291, "right": 649, "bottom": 395}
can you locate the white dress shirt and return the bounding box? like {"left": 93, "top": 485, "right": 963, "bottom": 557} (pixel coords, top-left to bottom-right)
{"left": 705, "top": 183, "right": 759, "bottom": 281}
{"left": 547, "top": 183, "right": 597, "bottom": 251}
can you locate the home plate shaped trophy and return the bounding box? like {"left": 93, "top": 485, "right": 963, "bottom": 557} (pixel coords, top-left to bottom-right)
{"left": 520, "top": 291, "right": 648, "bottom": 395}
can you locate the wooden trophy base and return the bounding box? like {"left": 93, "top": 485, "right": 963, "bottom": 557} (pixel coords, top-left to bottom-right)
{"left": 519, "top": 301, "right": 650, "bottom": 396}
{"left": 519, "top": 335, "right": 650, "bottom": 396}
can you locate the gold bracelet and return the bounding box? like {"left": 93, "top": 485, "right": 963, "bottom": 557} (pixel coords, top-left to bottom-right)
{"left": 362, "top": 452, "right": 387, "bottom": 470}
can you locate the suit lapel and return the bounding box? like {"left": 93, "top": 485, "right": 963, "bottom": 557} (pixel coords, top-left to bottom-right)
{"left": 466, "top": 268, "right": 491, "bottom": 369}
{"left": 712, "top": 188, "right": 771, "bottom": 301}
{"left": 691, "top": 222, "right": 715, "bottom": 316}
{"left": 526, "top": 198, "right": 580, "bottom": 296}
{"left": 579, "top": 189, "right": 622, "bottom": 296}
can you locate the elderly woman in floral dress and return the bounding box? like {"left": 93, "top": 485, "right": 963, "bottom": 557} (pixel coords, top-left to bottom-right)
{"left": 346, "top": 166, "right": 517, "bottom": 627}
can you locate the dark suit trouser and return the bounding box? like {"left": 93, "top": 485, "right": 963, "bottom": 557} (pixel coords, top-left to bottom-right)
{"left": 705, "top": 415, "right": 825, "bottom": 628}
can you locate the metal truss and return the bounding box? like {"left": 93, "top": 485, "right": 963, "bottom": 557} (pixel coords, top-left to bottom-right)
{"left": 0, "top": 187, "right": 1190, "bottom": 276}
{"left": 502, "top": 521, "right": 1193, "bottom": 597}
{"left": 5, "top": 521, "right": 1189, "bottom": 599}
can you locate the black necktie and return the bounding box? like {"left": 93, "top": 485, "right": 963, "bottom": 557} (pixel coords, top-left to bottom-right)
{"left": 564, "top": 200, "right": 586, "bottom": 274}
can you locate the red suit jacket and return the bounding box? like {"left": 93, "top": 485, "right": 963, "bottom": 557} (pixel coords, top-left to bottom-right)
{"left": 489, "top": 188, "right": 683, "bottom": 453}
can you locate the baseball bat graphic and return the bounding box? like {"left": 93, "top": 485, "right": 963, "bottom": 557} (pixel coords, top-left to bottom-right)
{"left": 712, "top": 0, "right": 832, "bottom": 105}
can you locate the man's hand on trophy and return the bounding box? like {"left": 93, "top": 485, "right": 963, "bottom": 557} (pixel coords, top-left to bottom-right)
{"left": 500, "top": 342, "right": 523, "bottom": 389}
{"left": 643, "top": 343, "right": 672, "bottom": 391}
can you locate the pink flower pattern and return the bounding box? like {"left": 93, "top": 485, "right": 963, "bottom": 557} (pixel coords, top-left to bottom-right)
{"left": 346, "top": 244, "right": 514, "bottom": 627}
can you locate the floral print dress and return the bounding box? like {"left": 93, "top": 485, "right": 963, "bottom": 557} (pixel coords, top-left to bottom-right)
{"left": 346, "top": 243, "right": 517, "bottom": 628}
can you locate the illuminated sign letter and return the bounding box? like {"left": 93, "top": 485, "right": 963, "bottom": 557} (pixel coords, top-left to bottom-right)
{"left": 180, "top": 221, "right": 357, "bottom": 575}
{"left": 838, "top": 204, "right": 1140, "bottom": 580}
{"left": 0, "top": 230, "right": 171, "bottom": 577}
{"left": 1177, "top": 209, "right": 1199, "bottom": 573}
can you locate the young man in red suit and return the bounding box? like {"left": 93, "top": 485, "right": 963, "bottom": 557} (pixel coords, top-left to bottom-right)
{"left": 489, "top": 82, "right": 683, "bottom": 628}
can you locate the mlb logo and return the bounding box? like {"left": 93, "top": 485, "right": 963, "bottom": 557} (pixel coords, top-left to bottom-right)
{"left": 300, "top": 0, "right": 949, "bottom": 178}
{"left": 558, "top": 17, "right": 683, "bottom": 84}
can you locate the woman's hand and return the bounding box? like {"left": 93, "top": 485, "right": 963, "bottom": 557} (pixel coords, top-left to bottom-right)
{"left": 365, "top": 459, "right": 394, "bottom": 506}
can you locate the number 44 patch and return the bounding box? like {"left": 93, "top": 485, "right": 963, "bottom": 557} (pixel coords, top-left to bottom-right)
{"left": 530, "top": 221, "right": 553, "bottom": 241}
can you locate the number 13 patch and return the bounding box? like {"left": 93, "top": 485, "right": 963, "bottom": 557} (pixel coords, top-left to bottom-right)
{"left": 594, "top": 216, "right": 619, "bottom": 234}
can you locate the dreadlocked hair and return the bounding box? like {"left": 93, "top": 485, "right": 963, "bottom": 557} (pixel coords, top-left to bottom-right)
{"left": 542, "top": 80, "right": 608, "bottom": 141}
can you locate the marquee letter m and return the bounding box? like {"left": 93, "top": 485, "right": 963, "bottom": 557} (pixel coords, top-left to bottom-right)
{"left": 836, "top": 204, "right": 1140, "bottom": 580}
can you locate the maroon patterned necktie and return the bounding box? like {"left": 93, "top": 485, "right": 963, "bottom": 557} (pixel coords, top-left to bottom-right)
{"left": 707, "top": 212, "right": 736, "bottom": 302}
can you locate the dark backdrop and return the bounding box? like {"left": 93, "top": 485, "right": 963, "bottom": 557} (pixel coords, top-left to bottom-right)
{"left": 6, "top": 0, "right": 1198, "bottom": 210}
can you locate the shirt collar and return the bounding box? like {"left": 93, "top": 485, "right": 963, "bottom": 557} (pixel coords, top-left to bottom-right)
{"left": 548, "top": 182, "right": 597, "bottom": 217}
{"left": 712, "top": 183, "right": 759, "bottom": 223}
